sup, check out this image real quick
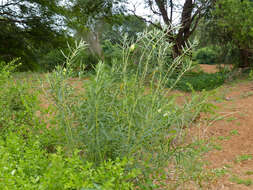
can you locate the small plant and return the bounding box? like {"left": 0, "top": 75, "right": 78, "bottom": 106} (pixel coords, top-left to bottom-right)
{"left": 0, "top": 58, "right": 21, "bottom": 85}
{"left": 226, "top": 117, "right": 237, "bottom": 122}
{"left": 230, "top": 175, "right": 253, "bottom": 186}
{"left": 245, "top": 171, "right": 253, "bottom": 175}
{"left": 213, "top": 144, "right": 223, "bottom": 151}
{"left": 235, "top": 154, "right": 252, "bottom": 163}
{"left": 249, "top": 69, "right": 253, "bottom": 80}
{"left": 193, "top": 47, "right": 217, "bottom": 65}
{"left": 217, "top": 136, "right": 230, "bottom": 141}
{"left": 0, "top": 132, "right": 137, "bottom": 189}
{"left": 213, "top": 168, "right": 229, "bottom": 178}
{"left": 230, "top": 129, "right": 239, "bottom": 136}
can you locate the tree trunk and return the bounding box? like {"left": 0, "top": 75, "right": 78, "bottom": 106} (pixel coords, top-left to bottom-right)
{"left": 239, "top": 48, "right": 250, "bottom": 68}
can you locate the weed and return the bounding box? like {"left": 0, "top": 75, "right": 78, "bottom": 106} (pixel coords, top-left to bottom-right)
{"left": 213, "top": 144, "right": 223, "bottom": 151}
{"left": 235, "top": 154, "right": 252, "bottom": 163}
{"left": 218, "top": 136, "right": 231, "bottom": 141}
{"left": 230, "top": 176, "right": 253, "bottom": 186}
{"left": 226, "top": 116, "right": 238, "bottom": 122}
{"left": 240, "top": 91, "right": 253, "bottom": 98}
{"left": 213, "top": 168, "right": 229, "bottom": 177}
{"left": 173, "top": 71, "right": 228, "bottom": 91}
{"left": 245, "top": 171, "right": 253, "bottom": 175}
{"left": 230, "top": 129, "right": 239, "bottom": 136}
{"left": 224, "top": 164, "right": 233, "bottom": 168}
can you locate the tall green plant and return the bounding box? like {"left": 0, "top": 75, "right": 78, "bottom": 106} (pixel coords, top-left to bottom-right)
{"left": 46, "top": 29, "right": 213, "bottom": 178}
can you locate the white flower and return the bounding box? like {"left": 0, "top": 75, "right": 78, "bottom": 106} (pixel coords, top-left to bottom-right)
{"left": 158, "top": 108, "right": 162, "bottom": 113}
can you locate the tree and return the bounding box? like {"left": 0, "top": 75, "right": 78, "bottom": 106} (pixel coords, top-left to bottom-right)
{"left": 65, "top": 0, "right": 126, "bottom": 59}
{"left": 0, "top": 0, "right": 69, "bottom": 70}
{"left": 212, "top": 0, "right": 253, "bottom": 67}
{"left": 129, "top": 0, "right": 214, "bottom": 57}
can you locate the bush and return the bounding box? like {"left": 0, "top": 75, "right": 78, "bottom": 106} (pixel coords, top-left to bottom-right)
{"left": 0, "top": 59, "right": 138, "bottom": 190}
{"left": 0, "top": 58, "right": 39, "bottom": 132}
{"left": 102, "top": 39, "right": 123, "bottom": 66}
{"left": 46, "top": 29, "right": 214, "bottom": 175}
{"left": 39, "top": 49, "right": 66, "bottom": 71}
{"left": 174, "top": 71, "right": 228, "bottom": 91}
{"left": 0, "top": 132, "right": 137, "bottom": 190}
{"left": 193, "top": 47, "right": 217, "bottom": 65}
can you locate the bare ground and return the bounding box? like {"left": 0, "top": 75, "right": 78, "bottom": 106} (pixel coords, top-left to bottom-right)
{"left": 191, "top": 65, "right": 253, "bottom": 190}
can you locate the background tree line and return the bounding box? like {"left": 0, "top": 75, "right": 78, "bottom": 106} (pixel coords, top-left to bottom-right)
{"left": 0, "top": 0, "right": 253, "bottom": 71}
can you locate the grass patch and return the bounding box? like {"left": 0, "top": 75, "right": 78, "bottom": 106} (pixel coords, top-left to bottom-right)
{"left": 235, "top": 154, "right": 252, "bottom": 163}
{"left": 230, "top": 176, "right": 253, "bottom": 186}
{"left": 230, "top": 129, "right": 239, "bottom": 136}
{"left": 173, "top": 71, "right": 227, "bottom": 92}
{"left": 213, "top": 168, "right": 229, "bottom": 178}
{"left": 245, "top": 171, "right": 253, "bottom": 175}
{"left": 217, "top": 136, "right": 231, "bottom": 141}
{"left": 226, "top": 116, "right": 238, "bottom": 122}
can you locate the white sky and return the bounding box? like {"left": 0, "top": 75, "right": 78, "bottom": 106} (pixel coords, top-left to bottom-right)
{"left": 1, "top": 0, "right": 184, "bottom": 25}
{"left": 126, "top": 0, "right": 184, "bottom": 25}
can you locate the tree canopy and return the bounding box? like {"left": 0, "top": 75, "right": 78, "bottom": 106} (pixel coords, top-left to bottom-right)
{"left": 0, "top": 0, "right": 69, "bottom": 70}
{"left": 129, "top": 0, "right": 214, "bottom": 57}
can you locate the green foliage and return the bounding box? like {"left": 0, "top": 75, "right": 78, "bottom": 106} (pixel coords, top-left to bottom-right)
{"left": 0, "top": 0, "right": 70, "bottom": 71}
{"left": 214, "top": 0, "right": 253, "bottom": 48}
{"left": 0, "top": 58, "right": 39, "bottom": 132}
{"left": 0, "top": 59, "right": 137, "bottom": 189}
{"left": 235, "top": 154, "right": 252, "bottom": 163}
{"left": 193, "top": 47, "right": 217, "bottom": 65}
{"left": 103, "top": 40, "right": 123, "bottom": 65}
{"left": 230, "top": 176, "right": 253, "bottom": 186}
{"left": 46, "top": 28, "right": 214, "bottom": 184}
{"left": 39, "top": 49, "right": 66, "bottom": 72}
{"left": 0, "top": 29, "right": 218, "bottom": 188}
{"left": 0, "top": 132, "right": 137, "bottom": 190}
{"left": 0, "top": 58, "right": 21, "bottom": 84}
{"left": 201, "top": 0, "right": 253, "bottom": 67}
{"left": 174, "top": 71, "right": 228, "bottom": 91}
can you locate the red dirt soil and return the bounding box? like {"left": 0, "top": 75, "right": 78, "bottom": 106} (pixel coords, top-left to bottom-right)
{"left": 190, "top": 65, "right": 253, "bottom": 190}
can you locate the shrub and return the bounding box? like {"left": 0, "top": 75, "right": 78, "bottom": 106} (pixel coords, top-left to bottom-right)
{"left": 0, "top": 58, "right": 39, "bottom": 133}
{"left": 193, "top": 47, "right": 217, "bottom": 65}
{"left": 39, "top": 49, "right": 66, "bottom": 71}
{"left": 0, "top": 132, "right": 137, "bottom": 190}
{"left": 46, "top": 29, "right": 214, "bottom": 173}
{"left": 103, "top": 39, "right": 123, "bottom": 66}
{"left": 0, "top": 59, "right": 138, "bottom": 189}
{"left": 174, "top": 71, "right": 228, "bottom": 91}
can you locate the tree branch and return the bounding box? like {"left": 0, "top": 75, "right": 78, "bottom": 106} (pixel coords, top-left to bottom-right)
{"left": 147, "top": 0, "right": 162, "bottom": 16}
{"left": 154, "top": 0, "right": 171, "bottom": 27}
{"left": 129, "top": 9, "right": 163, "bottom": 30}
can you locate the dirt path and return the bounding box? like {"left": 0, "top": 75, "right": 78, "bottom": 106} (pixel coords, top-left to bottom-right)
{"left": 188, "top": 65, "right": 253, "bottom": 189}
{"left": 199, "top": 80, "right": 253, "bottom": 190}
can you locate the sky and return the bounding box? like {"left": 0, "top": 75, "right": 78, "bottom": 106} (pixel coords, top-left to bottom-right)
{"left": 1, "top": 0, "right": 184, "bottom": 25}
{"left": 126, "top": 0, "right": 184, "bottom": 25}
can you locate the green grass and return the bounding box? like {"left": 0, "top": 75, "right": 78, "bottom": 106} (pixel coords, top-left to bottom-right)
{"left": 217, "top": 136, "right": 231, "bottom": 141}
{"left": 235, "top": 154, "right": 252, "bottom": 163}
{"left": 226, "top": 117, "right": 238, "bottom": 122}
{"left": 173, "top": 71, "right": 228, "bottom": 92}
{"left": 245, "top": 171, "right": 253, "bottom": 175}
{"left": 230, "top": 129, "right": 239, "bottom": 136}
{"left": 230, "top": 176, "right": 253, "bottom": 186}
